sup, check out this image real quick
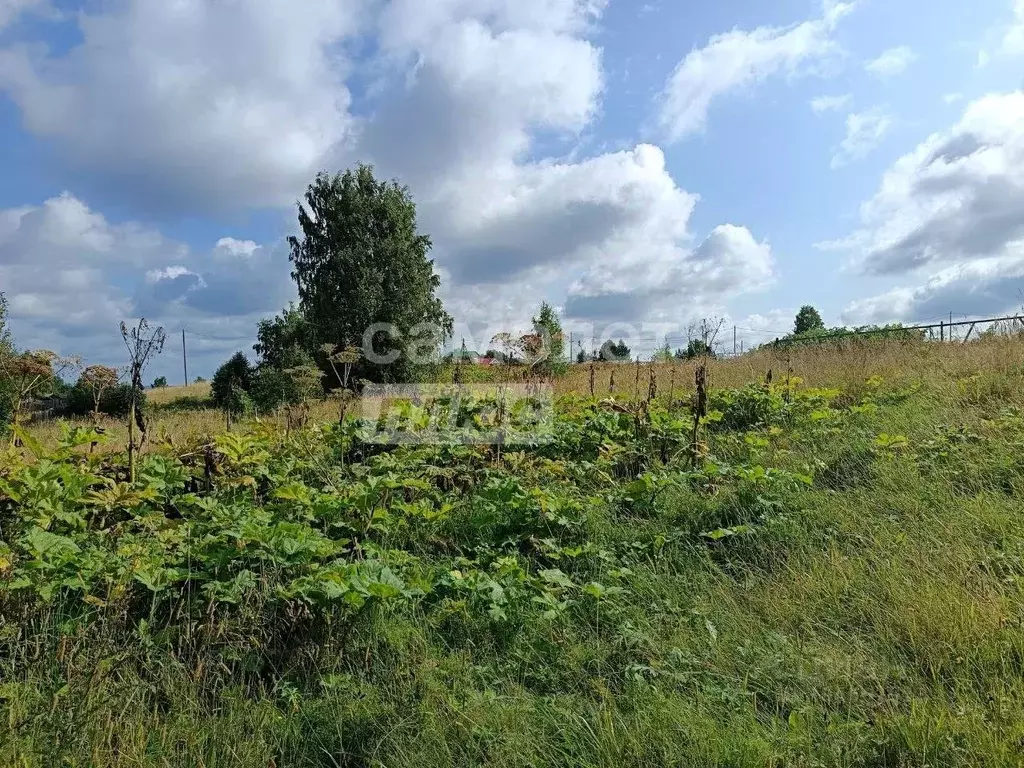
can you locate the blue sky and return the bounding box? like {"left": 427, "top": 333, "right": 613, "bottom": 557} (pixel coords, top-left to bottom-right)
{"left": 1, "top": 0, "right": 1024, "bottom": 380}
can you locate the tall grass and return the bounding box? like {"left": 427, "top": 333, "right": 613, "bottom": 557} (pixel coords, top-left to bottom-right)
{"left": 558, "top": 335, "right": 1024, "bottom": 398}
{"left": 146, "top": 381, "right": 213, "bottom": 406}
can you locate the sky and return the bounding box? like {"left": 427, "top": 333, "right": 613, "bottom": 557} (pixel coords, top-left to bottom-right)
{"left": 1, "top": 0, "right": 1024, "bottom": 381}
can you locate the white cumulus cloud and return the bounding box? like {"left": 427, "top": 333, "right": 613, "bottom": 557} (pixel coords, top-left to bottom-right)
{"left": 825, "top": 91, "right": 1024, "bottom": 275}
{"left": 563, "top": 223, "right": 775, "bottom": 328}
{"left": 826, "top": 90, "right": 1024, "bottom": 325}
{"left": 822, "top": 0, "right": 858, "bottom": 28}
{"left": 831, "top": 108, "right": 891, "bottom": 168}
{"left": 0, "top": 0, "right": 782, "bottom": 351}
{"left": 1003, "top": 0, "right": 1024, "bottom": 55}
{"left": 0, "top": 0, "right": 368, "bottom": 210}
{"left": 0, "top": 192, "right": 294, "bottom": 376}
{"left": 811, "top": 93, "right": 852, "bottom": 113}
{"left": 865, "top": 46, "right": 916, "bottom": 78}
{"left": 215, "top": 238, "right": 260, "bottom": 258}
{"left": 843, "top": 250, "right": 1024, "bottom": 324}
{"left": 980, "top": 0, "right": 1024, "bottom": 62}
{"left": 656, "top": 1, "right": 852, "bottom": 142}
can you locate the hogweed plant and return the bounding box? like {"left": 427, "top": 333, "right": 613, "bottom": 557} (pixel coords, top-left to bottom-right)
{"left": 80, "top": 364, "right": 123, "bottom": 422}
{"left": 324, "top": 343, "right": 362, "bottom": 423}
{"left": 1, "top": 350, "right": 77, "bottom": 442}
{"left": 120, "top": 319, "right": 166, "bottom": 482}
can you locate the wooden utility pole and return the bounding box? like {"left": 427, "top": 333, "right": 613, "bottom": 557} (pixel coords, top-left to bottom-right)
{"left": 182, "top": 329, "right": 188, "bottom": 386}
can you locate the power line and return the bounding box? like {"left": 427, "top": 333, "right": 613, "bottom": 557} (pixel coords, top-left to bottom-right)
{"left": 181, "top": 327, "right": 255, "bottom": 343}
{"left": 734, "top": 326, "right": 791, "bottom": 336}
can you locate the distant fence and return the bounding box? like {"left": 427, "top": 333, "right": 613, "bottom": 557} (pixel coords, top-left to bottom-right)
{"left": 563, "top": 315, "right": 1024, "bottom": 364}
{"left": 770, "top": 315, "right": 1024, "bottom": 349}
{"left": 23, "top": 395, "right": 67, "bottom": 423}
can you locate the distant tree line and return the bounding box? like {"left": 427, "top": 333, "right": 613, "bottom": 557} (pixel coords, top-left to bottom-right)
{"left": 0, "top": 295, "right": 144, "bottom": 433}
{"left": 576, "top": 339, "right": 632, "bottom": 363}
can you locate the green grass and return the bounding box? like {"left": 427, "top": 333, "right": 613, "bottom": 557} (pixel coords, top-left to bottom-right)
{"left": 3, "top": 363, "right": 1024, "bottom": 766}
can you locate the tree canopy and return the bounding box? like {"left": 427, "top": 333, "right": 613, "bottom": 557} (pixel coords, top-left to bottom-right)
{"left": 288, "top": 165, "right": 452, "bottom": 383}
{"left": 532, "top": 303, "right": 565, "bottom": 359}
{"left": 794, "top": 305, "right": 826, "bottom": 336}
{"left": 676, "top": 339, "right": 716, "bottom": 360}
{"left": 530, "top": 302, "right": 567, "bottom": 373}
{"left": 599, "top": 339, "right": 631, "bottom": 362}
{"left": 211, "top": 353, "right": 254, "bottom": 413}
{"left": 254, "top": 304, "right": 312, "bottom": 370}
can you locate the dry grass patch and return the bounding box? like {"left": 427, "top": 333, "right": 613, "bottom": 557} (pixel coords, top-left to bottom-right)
{"left": 146, "top": 381, "right": 212, "bottom": 405}
{"left": 557, "top": 335, "right": 1024, "bottom": 399}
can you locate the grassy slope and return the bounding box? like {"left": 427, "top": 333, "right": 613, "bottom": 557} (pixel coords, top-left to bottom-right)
{"left": 4, "top": 339, "right": 1024, "bottom": 767}
{"left": 146, "top": 382, "right": 213, "bottom": 406}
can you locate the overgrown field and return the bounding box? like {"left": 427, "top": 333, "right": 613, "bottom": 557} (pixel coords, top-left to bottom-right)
{"left": 145, "top": 382, "right": 213, "bottom": 407}
{"left": 3, "top": 341, "right": 1024, "bottom": 766}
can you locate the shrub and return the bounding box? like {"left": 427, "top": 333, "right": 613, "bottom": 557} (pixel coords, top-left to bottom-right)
{"left": 0, "top": 379, "right": 13, "bottom": 434}
{"left": 709, "top": 384, "right": 785, "bottom": 431}
{"left": 251, "top": 365, "right": 323, "bottom": 413}
{"left": 64, "top": 384, "right": 93, "bottom": 418}
{"left": 224, "top": 385, "right": 254, "bottom": 416}
{"left": 211, "top": 353, "right": 254, "bottom": 410}
{"left": 65, "top": 382, "right": 143, "bottom": 419}
{"left": 152, "top": 376, "right": 168, "bottom": 388}
{"left": 102, "top": 383, "right": 141, "bottom": 418}
{"left": 250, "top": 367, "right": 295, "bottom": 412}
